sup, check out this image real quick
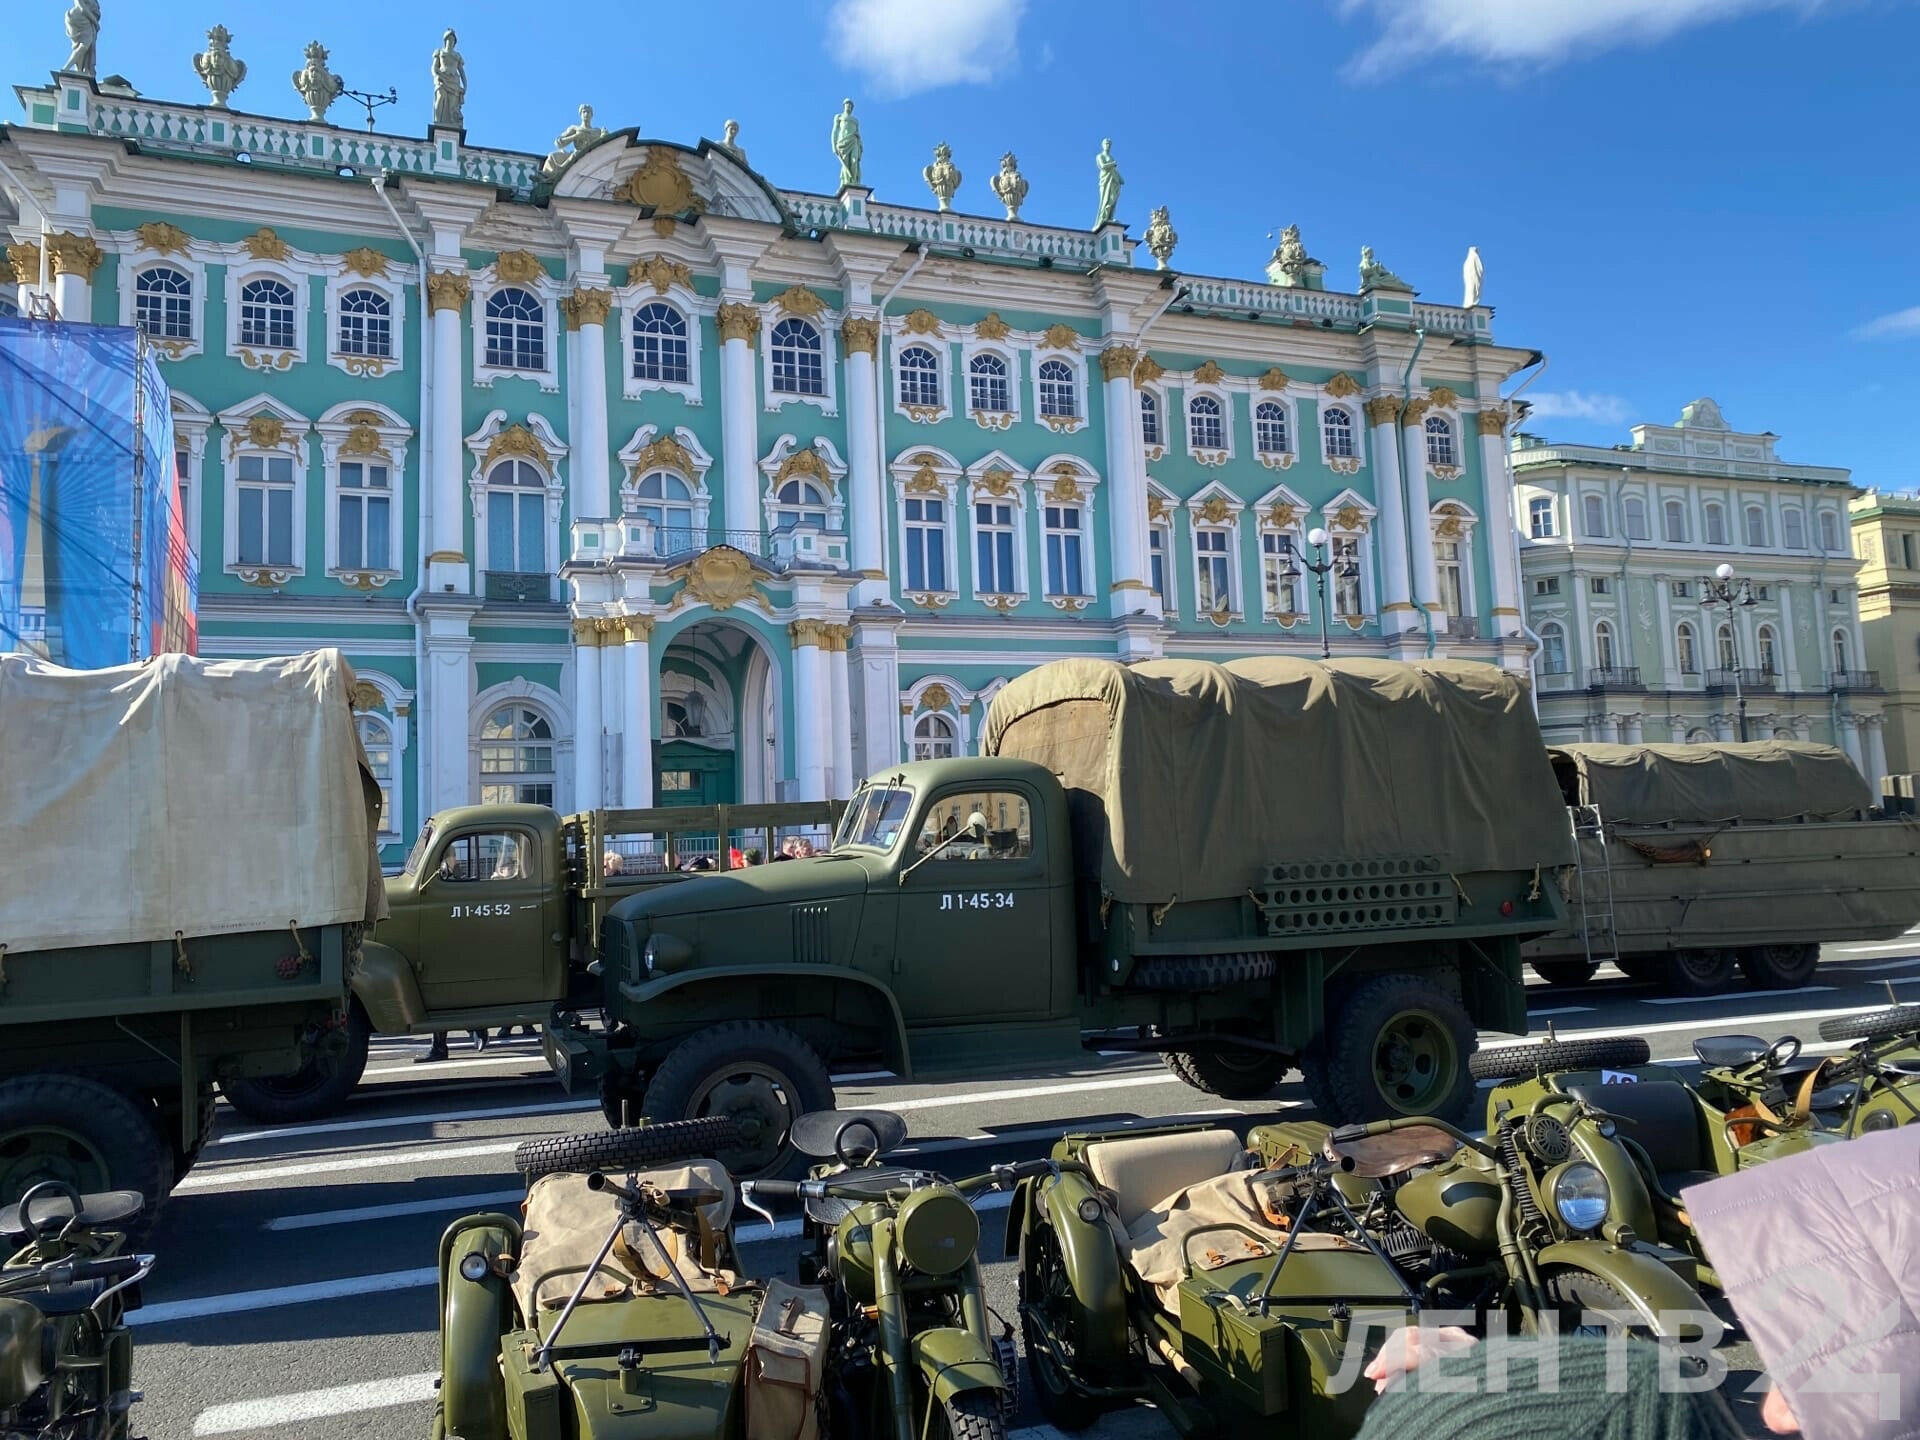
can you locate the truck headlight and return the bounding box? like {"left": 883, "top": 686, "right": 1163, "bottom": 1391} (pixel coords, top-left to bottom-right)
{"left": 642, "top": 932, "right": 692, "bottom": 975}
{"left": 1552, "top": 1161, "right": 1611, "bottom": 1233}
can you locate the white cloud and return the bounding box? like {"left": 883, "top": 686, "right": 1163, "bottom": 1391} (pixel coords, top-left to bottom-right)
{"left": 1854, "top": 306, "right": 1920, "bottom": 340}
{"left": 1339, "top": 0, "right": 1834, "bottom": 79}
{"left": 1525, "top": 390, "right": 1632, "bottom": 425}
{"left": 828, "top": 0, "right": 1027, "bottom": 97}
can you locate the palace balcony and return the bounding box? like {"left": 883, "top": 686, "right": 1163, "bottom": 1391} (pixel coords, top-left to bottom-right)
{"left": 1828, "top": 669, "right": 1882, "bottom": 693}
{"left": 1705, "top": 667, "right": 1777, "bottom": 693}
{"left": 567, "top": 519, "right": 850, "bottom": 574}
{"left": 1586, "top": 666, "right": 1642, "bottom": 691}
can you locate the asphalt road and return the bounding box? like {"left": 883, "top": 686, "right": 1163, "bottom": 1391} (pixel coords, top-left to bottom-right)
{"left": 132, "top": 937, "right": 1920, "bottom": 1440}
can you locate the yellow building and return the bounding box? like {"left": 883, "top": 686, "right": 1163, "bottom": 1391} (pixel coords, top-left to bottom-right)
{"left": 1851, "top": 491, "right": 1920, "bottom": 779}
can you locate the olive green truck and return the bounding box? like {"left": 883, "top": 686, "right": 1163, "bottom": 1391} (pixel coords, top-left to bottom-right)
{"left": 0, "top": 650, "right": 384, "bottom": 1221}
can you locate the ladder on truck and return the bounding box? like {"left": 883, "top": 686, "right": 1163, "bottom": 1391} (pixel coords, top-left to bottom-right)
{"left": 1569, "top": 804, "right": 1622, "bottom": 972}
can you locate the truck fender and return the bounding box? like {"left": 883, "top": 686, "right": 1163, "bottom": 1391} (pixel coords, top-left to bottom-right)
{"left": 911, "top": 1327, "right": 1006, "bottom": 1405}
{"left": 618, "top": 966, "right": 914, "bottom": 1080}
{"left": 351, "top": 940, "right": 428, "bottom": 1035}
{"left": 1535, "top": 1240, "right": 1722, "bottom": 1342}
{"left": 438, "top": 1213, "right": 520, "bottom": 1440}
{"left": 1023, "top": 1171, "right": 1129, "bottom": 1374}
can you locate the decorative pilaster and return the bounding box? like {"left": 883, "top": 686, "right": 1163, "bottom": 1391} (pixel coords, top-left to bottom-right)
{"left": 46, "top": 230, "right": 103, "bottom": 322}
{"left": 849, "top": 618, "right": 902, "bottom": 778}
{"left": 427, "top": 268, "right": 471, "bottom": 589}
{"left": 619, "top": 617, "right": 654, "bottom": 809}
{"left": 1099, "top": 342, "right": 1154, "bottom": 619}
{"left": 4, "top": 241, "right": 39, "bottom": 313}
{"left": 789, "top": 619, "right": 830, "bottom": 801}
{"left": 826, "top": 624, "right": 854, "bottom": 796}
{"left": 1399, "top": 397, "right": 1439, "bottom": 612}
{"left": 1475, "top": 405, "right": 1522, "bottom": 625}
{"left": 564, "top": 285, "right": 614, "bottom": 523}
{"left": 717, "top": 301, "right": 761, "bottom": 541}
{"left": 1363, "top": 394, "right": 1412, "bottom": 616}
{"left": 1865, "top": 716, "right": 1888, "bottom": 792}
{"left": 571, "top": 618, "right": 605, "bottom": 811}
{"left": 421, "top": 607, "right": 477, "bottom": 814}
{"left": 841, "top": 314, "right": 885, "bottom": 588}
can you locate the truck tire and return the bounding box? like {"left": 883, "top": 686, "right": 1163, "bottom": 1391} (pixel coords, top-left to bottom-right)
{"left": 514, "top": 1115, "right": 743, "bottom": 1182}
{"left": 218, "top": 1001, "right": 372, "bottom": 1124}
{"left": 1468, "top": 1035, "right": 1652, "bottom": 1083}
{"left": 0, "top": 1075, "right": 174, "bottom": 1232}
{"left": 1738, "top": 943, "right": 1820, "bottom": 991}
{"left": 1665, "top": 948, "right": 1736, "bottom": 997}
{"left": 1306, "top": 974, "right": 1477, "bottom": 1123}
{"left": 1129, "top": 953, "right": 1277, "bottom": 991}
{"left": 1531, "top": 959, "right": 1599, "bottom": 987}
{"left": 1160, "top": 1044, "right": 1288, "bottom": 1100}
{"left": 641, "top": 1021, "right": 835, "bottom": 1181}
{"left": 1818, "top": 1005, "right": 1920, "bottom": 1045}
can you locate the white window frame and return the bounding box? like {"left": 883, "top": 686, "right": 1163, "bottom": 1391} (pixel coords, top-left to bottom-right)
{"left": 215, "top": 395, "right": 311, "bottom": 583}
{"left": 316, "top": 401, "right": 412, "bottom": 587}
{"left": 1528, "top": 495, "right": 1557, "bottom": 539}
{"left": 1662, "top": 496, "right": 1689, "bottom": 544}
{"left": 889, "top": 323, "right": 952, "bottom": 425}
{"left": 1031, "top": 347, "right": 1088, "bottom": 434}
{"left": 356, "top": 710, "right": 401, "bottom": 840}
{"left": 1252, "top": 398, "right": 1296, "bottom": 469}
{"left": 1744, "top": 503, "right": 1770, "bottom": 548}
{"left": 224, "top": 257, "right": 315, "bottom": 370}
{"left": 901, "top": 674, "right": 975, "bottom": 758}
{"left": 965, "top": 452, "right": 1031, "bottom": 603}
{"left": 1186, "top": 483, "right": 1245, "bottom": 621}
{"left": 616, "top": 424, "right": 715, "bottom": 558}
{"left": 910, "top": 710, "right": 959, "bottom": 760}
{"left": 1675, "top": 621, "right": 1699, "bottom": 676}
{"left": 889, "top": 447, "right": 962, "bottom": 601}
{"left": 1781, "top": 505, "right": 1807, "bottom": 552}
{"left": 1316, "top": 400, "right": 1364, "bottom": 475}
{"left": 324, "top": 260, "right": 410, "bottom": 380}
{"left": 1703, "top": 500, "right": 1729, "bottom": 546}
{"left": 471, "top": 680, "right": 571, "bottom": 812}
{"left": 1538, "top": 621, "right": 1569, "bottom": 676}
{"left": 465, "top": 410, "right": 569, "bottom": 599}
{"left": 1139, "top": 387, "right": 1167, "bottom": 460}
{"left": 1321, "top": 490, "right": 1378, "bottom": 622}
{"left": 1430, "top": 500, "right": 1478, "bottom": 619}
{"left": 1184, "top": 386, "right": 1233, "bottom": 464}
{"left": 1145, "top": 481, "right": 1179, "bottom": 613}
{"left": 1581, "top": 491, "right": 1609, "bottom": 539}
{"left": 169, "top": 391, "right": 212, "bottom": 563}
{"left": 1035, "top": 458, "right": 1101, "bottom": 609}
{"left": 1423, "top": 412, "right": 1460, "bottom": 476}
{"left": 1593, "top": 620, "right": 1617, "bottom": 672}
{"left": 470, "top": 257, "right": 562, "bottom": 392}
{"left": 1832, "top": 628, "right": 1853, "bottom": 676}
{"left": 760, "top": 296, "right": 841, "bottom": 417}
{"left": 960, "top": 342, "right": 1021, "bottom": 430}
{"left": 126, "top": 260, "right": 203, "bottom": 358}
{"left": 618, "top": 276, "right": 707, "bottom": 404}
{"left": 1756, "top": 623, "right": 1779, "bottom": 676}
{"left": 1622, "top": 494, "right": 1650, "bottom": 542}
{"left": 758, "top": 434, "right": 850, "bottom": 537}
{"left": 1816, "top": 508, "right": 1841, "bottom": 554}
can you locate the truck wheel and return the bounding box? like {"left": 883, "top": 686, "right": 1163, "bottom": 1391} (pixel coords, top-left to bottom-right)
{"left": 1468, "top": 1035, "right": 1652, "bottom": 1083}
{"left": 641, "top": 1022, "right": 834, "bottom": 1180}
{"left": 1818, "top": 1005, "right": 1920, "bottom": 1045}
{"left": 1129, "top": 952, "right": 1277, "bottom": 990}
{"left": 514, "top": 1115, "right": 743, "bottom": 1182}
{"left": 1160, "top": 1045, "right": 1287, "bottom": 1100}
{"left": 1738, "top": 943, "right": 1819, "bottom": 990}
{"left": 1666, "top": 948, "right": 1736, "bottom": 996}
{"left": 1530, "top": 959, "right": 1599, "bottom": 987}
{"left": 218, "top": 1001, "right": 372, "bottom": 1124}
{"left": 0, "top": 1075, "right": 174, "bottom": 1230}
{"left": 1306, "top": 974, "right": 1476, "bottom": 1123}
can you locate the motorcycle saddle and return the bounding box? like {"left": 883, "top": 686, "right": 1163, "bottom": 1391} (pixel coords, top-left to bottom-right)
{"left": 1324, "top": 1124, "right": 1461, "bottom": 1179}
{"left": 0, "top": 1189, "right": 144, "bottom": 1246}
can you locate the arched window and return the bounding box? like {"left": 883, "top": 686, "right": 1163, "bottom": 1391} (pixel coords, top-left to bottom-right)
{"left": 1676, "top": 622, "right": 1698, "bottom": 675}
{"left": 1704, "top": 502, "right": 1727, "bottom": 545}
{"left": 338, "top": 287, "right": 391, "bottom": 358}
{"left": 1687, "top": 727, "right": 1715, "bottom": 745}
{"left": 1321, "top": 405, "right": 1355, "bottom": 459}
{"left": 1744, "top": 504, "right": 1769, "bottom": 547}
{"left": 135, "top": 265, "right": 193, "bottom": 340}
{"left": 773, "top": 478, "right": 829, "bottom": 531}
{"left": 356, "top": 713, "right": 395, "bottom": 832}
{"left": 485, "top": 459, "right": 547, "bottom": 575}
{"left": 238, "top": 277, "right": 296, "bottom": 349}
{"left": 770, "top": 318, "right": 824, "bottom": 396}
{"left": 1623, "top": 496, "right": 1649, "bottom": 542}
{"left": 1757, "top": 625, "right": 1778, "bottom": 676}
{"left": 631, "top": 302, "right": 689, "bottom": 384}
{"left": 1424, "top": 414, "right": 1456, "bottom": 468}
{"left": 1663, "top": 499, "right": 1688, "bottom": 543}
{"left": 628, "top": 471, "right": 696, "bottom": 554}
{"left": 1782, "top": 507, "right": 1806, "bottom": 550}
{"left": 1139, "top": 391, "right": 1161, "bottom": 446}
{"left": 1817, "top": 510, "right": 1840, "bottom": 553}
{"left": 912, "top": 711, "right": 956, "bottom": 761}
{"left": 484, "top": 287, "right": 545, "bottom": 370}
{"left": 897, "top": 345, "right": 940, "bottom": 408}
{"left": 1593, "top": 621, "right": 1616, "bottom": 672}
{"left": 969, "top": 353, "right": 1012, "bottom": 414}
{"left": 478, "top": 705, "right": 555, "bottom": 806}
{"left": 1037, "top": 358, "right": 1076, "bottom": 419}
{"left": 1582, "top": 493, "right": 1608, "bottom": 538}
{"left": 1255, "top": 401, "right": 1290, "bottom": 457}
{"left": 1833, "top": 629, "right": 1852, "bottom": 675}
{"left": 1188, "top": 394, "right": 1225, "bottom": 450}
{"left": 1717, "top": 624, "right": 1736, "bottom": 671}
{"left": 1539, "top": 622, "right": 1567, "bottom": 675}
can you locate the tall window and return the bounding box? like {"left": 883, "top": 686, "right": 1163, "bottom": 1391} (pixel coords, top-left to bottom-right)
{"left": 1424, "top": 415, "right": 1456, "bottom": 468}
{"left": 1435, "top": 537, "right": 1464, "bottom": 616}
{"left": 1529, "top": 497, "right": 1556, "bottom": 539}
{"left": 969, "top": 354, "right": 1011, "bottom": 414}
{"left": 912, "top": 712, "right": 956, "bottom": 761}
{"left": 356, "top": 713, "right": 394, "bottom": 832}
{"left": 1262, "top": 531, "right": 1298, "bottom": 615}
{"left": 1254, "top": 401, "right": 1290, "bottom": 457}
{"left": 338, "top": 287, "right": 392, "bottom": 358}
{"left": 135, "top": 266, "right": 193, "bottom": 340}
{"left": 1744, "top": 504, "right": 1769, "bottom": 547}
{"left": 1818, "top": 510, "right": 1840, "bottom": 553}
{"left": 628, "top": 471, "right": 696, "bottom": 554}
{"left": 1704, "top": 502, "right": 1727, "bottom": 545}
{"left": 235, "top": 452, "right": 295, "bottom": 567}
{"left": 484, "top": 287, "right": 545, "bottom": 370}
{"left": 1188, "top": 394, "right": 1225, "bottom": 450}
{"left": 337, "top": 459, "right": 392, "bottom": 572}
{"left": 1757, "top": 625, "right": 1778, "bottom": 676}
{"left": 486, "top": 459, "right": 547, "bottom": 575}
{"left": 478, "top": 706, "right": 555, "bottom": 806}
{"left": 1782, "top": 507, "right": 1806, "bottom": 550}
{"left": 1333, "top": 538, "right": 1363, "bottom": 616}
{"left": 238, "top": 277, "right": 296, "bottom": 349}
{"left": 1043, "top": 503, "right": 1085, "bottom": 595}
{"left": 904, "top": 496, "right": 947, "bottom": 591}
{"left": 773, "top": 479, "right": 830, "bottom": 530}
{"left": 1140, "top": 391, "right": 1161, "bottom": 446}
{"left": 1539, "top": 622, "right": 1567, "bottom": 674}
{"left": 1623, "top": 496, "right": 1649, "bottom": 541}
{"left": 974, "top": 501, "right": 1017, "bottom": 593}
{"left": 1149, "top": 523, "right": 1168, "bottom": 600}
{"left": 1036, "top": 359, "right": 1076, "bottom": 419}
{"left": 1194, "top": 527, "right": 1232, "bottom": 613}
{"left": 632, "top": 302, "right": 690, "bottom": 384}
{"left": 770, "top": 318, "right": 825, "bottom": 396}
{"left": 1718, "top": 624, "right": 1736, "bottom": 670}
{"left": 1322, "top": 405, "right": 1355, "bottom": 459}
{"left": 173, "top": 446, "right": 193, "bottom": 552}
{"left": 1676, "top": 623, "right": 1698, "bottom": 675}
{"left": 1833, "top": 630, "right": 1852, "bottom": 675}
{"left": 1594, "top": 621, "right": 1616, "bottom": 671}
{"left": 898, "top": 345, "right": 940, "bottom": 408}
{"left": 1582, "top": 493, "right": 1608, "bottom": 538}
{"left": 1663, "top": 499, "right": 1688, "bottom": 543}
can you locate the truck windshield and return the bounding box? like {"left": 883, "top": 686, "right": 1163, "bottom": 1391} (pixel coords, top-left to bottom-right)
{"left": 832, "top": 785, "right": 916, "bottom": 852}
{"left": 401, "top": 822, "right": 436, "bottom": 877}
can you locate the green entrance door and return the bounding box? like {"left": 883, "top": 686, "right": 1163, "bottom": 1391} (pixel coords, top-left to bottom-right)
{"left": 654, "top": 741, "right": 737, "bottom": 807}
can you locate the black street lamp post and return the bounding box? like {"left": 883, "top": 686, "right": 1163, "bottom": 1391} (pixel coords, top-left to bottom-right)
{"left": 1286, "top": 526, "right": 1360, "bottom": 660}
{"left": 1701, "top": 561, "right": 1757, "bottom": 741}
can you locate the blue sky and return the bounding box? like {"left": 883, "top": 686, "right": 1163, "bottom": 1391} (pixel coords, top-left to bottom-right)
{"left": 40, "top": 0, "right": 1920, "bottom": 487}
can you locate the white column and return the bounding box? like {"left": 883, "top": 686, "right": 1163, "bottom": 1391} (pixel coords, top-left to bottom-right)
{"left": 566, "top": 285, "right": 613, "bottom": 522}
{"left": 427, "top": 270, "right": 470, "bottom": 588}
{"left": 621, "top": 620, "right": 654, "bottom": 810}
{"left": 1777, "top": 586, "right": 1800, "bottom": 691}
{"left": 1100, "top": 344, "right": 1153, "bottom": 619}
{"left": 841, "top": 318, "right": 885, "bottom": 588}
{"left": 790, "top": 620, "right": 829, "bottom": 801}
{"left": 47, "top": 231, "right": 98, "bottom": 323}
{"left": 1364, "top": 397, "right": 1412, "bottom": 617}
{"left": 717, "top": 302, "right": 762, "bottom": 545}
{"left": 1653, "top": 574, "right": 1678, "bottom": 688}
{"left": 571, "top": 621, "right": 604, "bottom": 810}
{"left": 1401, "top": 406, "right": 1439, "bottom": 612}
{"left": 828, "top": 628, "right": 854, "bottom": 798}
{"left": 1476, "top": 407, "right": 1523, "bottom": 628}
{"left": 1865, "top": 718, "right": 1888, "bottom": 794}
{"left": 1715, "top": 713, "right": 1737, "bottom": 743}
{"left": 1623, "top": 714, "right": 1644, "bottom": 744}
{"left": 422, "top": 617, "right": 474, "bottom": 815}
{"left": 849, "top": 620, "right": 901, "bottom": 779}
{"left": 1840, "top": 714, "right": 1866, "bottom": 774}
{"left": 599, "top": 629, "right": 625, "bottom": 803}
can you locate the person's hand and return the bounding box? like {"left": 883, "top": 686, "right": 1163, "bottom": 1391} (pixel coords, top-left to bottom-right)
{"left": 1364, "top": 1324, "right": 1478, "bottom": 1394}
{"left": 1761, "top": 1384, "right": 1800, "bottom": 1434}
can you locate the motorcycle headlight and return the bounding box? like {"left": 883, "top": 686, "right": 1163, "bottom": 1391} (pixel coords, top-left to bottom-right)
{"left": 1552, "top": 1161, "right": 1610, "bottom": 1233}
{"left": 1861, "top": 1108, "right": 1898, "bottom": 1134}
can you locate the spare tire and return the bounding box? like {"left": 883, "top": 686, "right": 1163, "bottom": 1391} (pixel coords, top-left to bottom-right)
{"left": 514, "top": 1115, "right": 743, "bottom": 1182}
{"left": 1129, "top": 953, "right": 1277, "bottom": 990}
{"left": 1817, "top": 1006, "right": 1920, "bottom": 1046}
{"left": 1469, "top": 1035, "right": 1653, "bottom": 1083}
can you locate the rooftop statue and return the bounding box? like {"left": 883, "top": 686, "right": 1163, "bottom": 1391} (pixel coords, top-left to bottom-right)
{"left": 430, "top": 29, "right": 465, "bottom": 129}
{"left": 1266, "top": 223, "right": 1317, "bottom": 287}
{"left": 1092, "top": 138, "right": 1123, "bottom": 229}
{"left": 290, "top": 39, "right": 343, "bottom": 123}
{"left": 923, "top": 142, "right": 961, "bottom": 211}
{"left": 192, "top": 24, "right": 245, "bottom": 108}
{"left": 721, "top": 118, "right": 747, "bottom": 165}
{"left": 990, "top": 151, "right": 1028, "bottom": 221}
{"left": 1144, "top": 206, "right": 1178, "bottom": 270}
{"left": 1358, "top": 244, "right": 1411, "bottom": 291}
{"left": 831, "top": 99, "right": 862, "bottom": 189}
{"left": 543, "top": 104, "right": 606, "bottom": 177}
{"left": 63, "top": 0, "right": 100, "bottom": 77}
{"left": 1463, "top": 245, "right": 1483, "bottom": 307}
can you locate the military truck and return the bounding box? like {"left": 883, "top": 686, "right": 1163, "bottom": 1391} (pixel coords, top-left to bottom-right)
{"left": 0, "top": 650, "right": 383, "bottom": 1223}
{"left": 1524, "top": 741, "right": 1920, "bottom": 995}
{"left": 542, "top": 657, "right": 1577, "bottom": 1177}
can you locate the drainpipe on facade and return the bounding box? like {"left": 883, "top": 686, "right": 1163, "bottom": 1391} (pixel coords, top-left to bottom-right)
{"left": 1397, "top": 328, "right": 1433, "bottom": 657}
{"left": 868, "top": 242, "right": 928, "bottom": 587}
{"left": 1502, "top": 352, "right": 1548, "bottom": 711}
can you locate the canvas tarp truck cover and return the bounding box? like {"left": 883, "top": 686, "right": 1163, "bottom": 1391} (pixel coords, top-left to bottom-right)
{"left": 0, "top": 648, "right": 386, "bottom": 952}
{"left": 1549, "top": 741, "right": 1873, "bottom": 824}
{"left": 980, "top": 657, "right": 1575, "bottom": 906}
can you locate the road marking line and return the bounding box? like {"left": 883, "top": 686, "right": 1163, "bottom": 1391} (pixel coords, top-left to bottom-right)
{"left": 193, "top": 1371, "right": 441, "bottom": 1435}
{"left": 859, "top": 1072, "right": 1182, "bottom": 1114}
{"left": 363, "top": 1054, "right": 554, "bottom": 1078}
{"left": 176, "top": 1139, "right": 524, "bottom": 1192}
{"left": 1853, "top": 957, "right": 1920, "bottom": 972}
{"left": 265, "top": 1190, "right": 527, "bottom": 1232}
{"left": 132, "top": 1266, "right": 440, "bottom": 1326}
{"left": 1484, "top": 1002, "right": 1889, "bottom": 1047}
{"left": 1827, "top": 939, "right": 1920, "bottom": 955}
{"left": 217, "top": 1097, "right": 595, "bottom": 1147}
{"left": 1641, "top": 985, "right": 1836, "bottom": 1007}
{"left": 1527, "top": 1006, "right": 1595, "bottom": 1017}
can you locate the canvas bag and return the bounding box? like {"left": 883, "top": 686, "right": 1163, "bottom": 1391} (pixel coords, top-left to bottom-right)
{"left": 745, "top": 1278, "right": 832, "bottom": 1440}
